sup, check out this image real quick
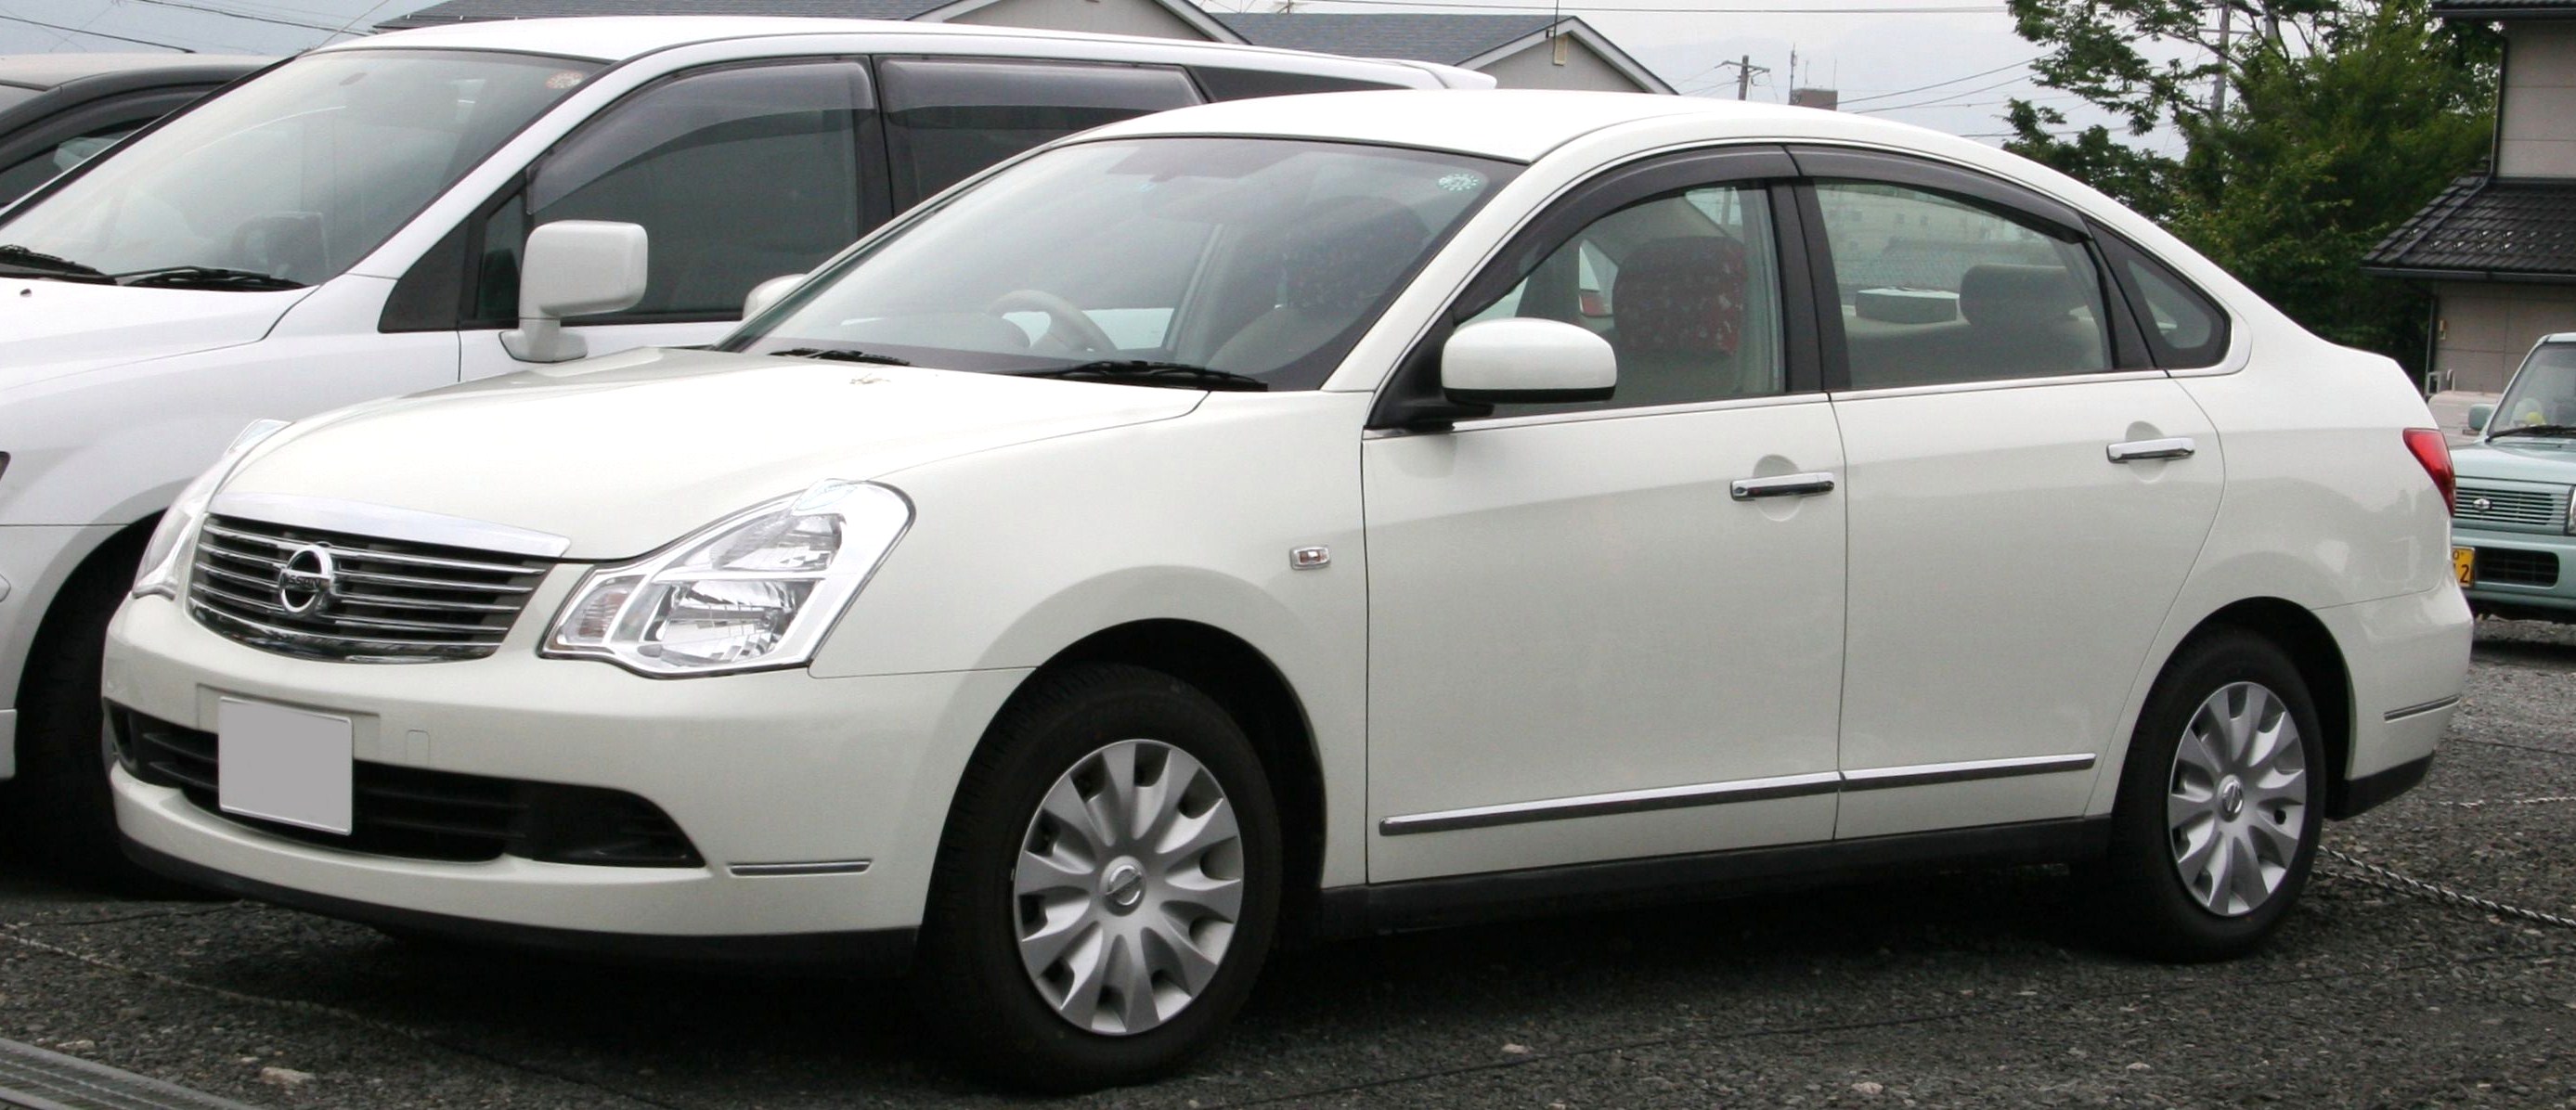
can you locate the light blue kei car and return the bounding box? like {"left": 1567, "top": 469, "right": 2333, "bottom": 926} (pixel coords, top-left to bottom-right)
{"left": 2456, "top": 332, "right": 2576, "bottom": 618}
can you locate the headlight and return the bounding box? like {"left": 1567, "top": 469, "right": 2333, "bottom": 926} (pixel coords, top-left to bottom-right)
{"left": 543, "top": 480, "right": 911, "bottom": 677}
{"left": 132, "top": 419, "right": 291, "bottom": 600}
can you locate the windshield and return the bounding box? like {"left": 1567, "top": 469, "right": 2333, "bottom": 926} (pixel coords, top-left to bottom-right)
{"left": 0, "top": 50, "right": 599, "bottom": 287}
{"left": 725, "top": 136, "right": 1518, "bottom": 391}
{"left": 2493, "top": 343, "right": 2576, "bottom": 436}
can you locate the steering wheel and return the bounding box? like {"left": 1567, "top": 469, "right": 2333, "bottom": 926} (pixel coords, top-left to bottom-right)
{"left": 989, "top": 289, "right": 1118, "bottom": 355}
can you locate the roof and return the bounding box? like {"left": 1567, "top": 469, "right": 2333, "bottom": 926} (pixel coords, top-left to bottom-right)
{"left": 2432, "top": 0, "right": 2576, "bottom": 19}
{"left": 0, "top": 53, "right": 268, "bottom": 90}
{"left": 1212, "top": 12, "right": 1555, "bottom": 65}
{"left": 1216, "top": 11, "right": 1672, "bottom": 93}
{"left": 2365, "top": 176, "right": 2576, "bottom": 283}
{"left": 376, "top": 0, "right": 1240, "bottom": 40}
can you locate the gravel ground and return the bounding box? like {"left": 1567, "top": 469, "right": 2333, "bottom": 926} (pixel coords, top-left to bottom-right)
{"left": 6, "top": 621, "right": 2576, "bottom": 1109}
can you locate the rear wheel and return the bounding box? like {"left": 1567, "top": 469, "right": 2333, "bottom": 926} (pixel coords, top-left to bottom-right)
{"left": 911, "top": 664, "right": 1280, "bottom": 1091}
{"left": 2098, "top": 629, "right": 2324, "bottom": 961}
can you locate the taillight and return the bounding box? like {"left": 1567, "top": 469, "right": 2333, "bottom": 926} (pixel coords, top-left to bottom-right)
{"left": 2403, "top": 428, "right": 2454, "bottom": 515}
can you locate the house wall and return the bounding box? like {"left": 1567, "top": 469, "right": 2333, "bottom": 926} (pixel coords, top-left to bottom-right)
{"left": 2500, "top": 22, "right": 2576, "bottom": 178}
{"left": 1475, "top": 36, "right": 1646, "bottom": 92}
{"left": 943, "top": 0, "right": 1215, "bottom": 41}
{"left": 2436, "top": 281, "right": 2576, "bottom": 392}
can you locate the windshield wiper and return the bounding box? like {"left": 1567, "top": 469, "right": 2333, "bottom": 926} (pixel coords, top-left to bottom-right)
{"left": 114, "top": 265, "right": 305, "bottom": 290}
{"left": 771, "top": 347, "right": 913, "bottom": 366}
{"left": 2490, "top": 423, "right": 2576, "bottom": 440}
{"left": 0, "top": 244, "right": 112, "bottom": 283}
{"left": 1015, "top": 360, "right": 1268, "bottom": 393}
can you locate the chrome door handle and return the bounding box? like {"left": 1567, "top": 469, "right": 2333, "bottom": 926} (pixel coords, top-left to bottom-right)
{"left": 1730, "top": 472, "right": 1837, "bottom": 500}
{"left": 2106, "top": 437, "right": 2195, "bottom": 463}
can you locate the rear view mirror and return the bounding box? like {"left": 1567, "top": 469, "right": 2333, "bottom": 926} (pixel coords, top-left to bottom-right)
{"left": 1441, "top": 318, "right": 1616, "bottom": 405}
{"left": 503, "top": 220, "right": 649, "bottom": 364}
{"left": 743, "top": 273, "right": 807, "bottom": 323}
{"left": 2468, "top": 403, "right": 2493, "bottom": 436}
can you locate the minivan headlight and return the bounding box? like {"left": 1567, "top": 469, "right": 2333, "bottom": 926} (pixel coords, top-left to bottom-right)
{"left": 133, "top": 419, "right": 291, "bottom": 600}
{"left": 543, "top": 481, "right": 911, "bottom": 677}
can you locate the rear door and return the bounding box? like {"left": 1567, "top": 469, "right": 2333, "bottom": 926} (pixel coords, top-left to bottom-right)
{"left": 1794, "top": 148, "right": 2224, "bottom": 839}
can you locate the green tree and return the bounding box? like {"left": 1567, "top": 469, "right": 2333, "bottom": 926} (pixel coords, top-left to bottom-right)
{"left": 2001, "top": 0, "right": 2497, "bottom": 371}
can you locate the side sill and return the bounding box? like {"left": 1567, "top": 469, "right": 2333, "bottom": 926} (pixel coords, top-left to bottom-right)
{"left": 1311, "top": 817, "right": 2110, "bottom": 939}
{"left": 122, "top": 838, "right": 916, "bottom": 973}
{"left": 2328, "top": 753, "right": 2434, "bottom": 820}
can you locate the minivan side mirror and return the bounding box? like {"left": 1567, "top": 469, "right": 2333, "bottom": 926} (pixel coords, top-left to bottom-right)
{"left": 2468, "top": 403, "right": 2494, "bottom": 436}
{"left": 1441, "top": 317, "right": 1617, "bottom": 405}
{"left": 502, "top": 220, "right": 650, "bottom": 364}
{"left": 743, "top": 273, "right": 806, "bottom": 323}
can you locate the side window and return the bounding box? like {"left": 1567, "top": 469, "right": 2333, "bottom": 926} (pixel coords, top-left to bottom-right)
{"left": 1813, "top": 181, "right": 2111, "bottom": 389}
{"left": 0, "top": 115, "right": 154, "bottom": 204}
{"left": 877, "top": 58, "right": 1198, "bottom": 209}
{"left": 1187, "top": 67, "right": 1404, "bottom": 100}
{"left": 2105, "top": 238, "right": 2229, "bottom": 368}
{"left": 480, "top": 61, "right": 868, "bottom": 323}
{"left": 1465, "top": 184, "right": 1786, "bottom": 413}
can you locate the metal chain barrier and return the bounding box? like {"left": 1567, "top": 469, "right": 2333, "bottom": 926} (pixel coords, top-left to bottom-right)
{"left": 2319, "top": 846, "right": 2576, "bottom": 931}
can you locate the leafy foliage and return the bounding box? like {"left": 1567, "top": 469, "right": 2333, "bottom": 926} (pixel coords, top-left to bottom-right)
{"left": 2000, "top": 0, "right": 2497, "bottom": 371}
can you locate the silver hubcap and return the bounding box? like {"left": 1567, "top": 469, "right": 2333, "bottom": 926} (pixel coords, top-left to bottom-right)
{"left": 1014, "top": 739, "right": 1245, "bottom": 1036}
{"left": 2168, "top": 681, "right": 2308, "bottom": 917}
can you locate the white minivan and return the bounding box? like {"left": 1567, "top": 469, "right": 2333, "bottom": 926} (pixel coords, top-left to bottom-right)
{"left": 104, "top": 91, "right": 2467, "bottom": 1089}
{"left": 0, "top": 18, "right": 1482, "bottom": 865}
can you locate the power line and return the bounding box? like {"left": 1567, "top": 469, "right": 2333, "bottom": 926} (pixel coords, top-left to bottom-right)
{"left": 0, "top": 11, "right": 196, "bottom": 51}
{"left": 118, "top": 0, "right": 347, "bottom": 33}
{"left": 1847, "top": 72, "right": 2032, "bottom": 113}
{"left": 1836, "top": 55, "right": 2039, "bottom": 105}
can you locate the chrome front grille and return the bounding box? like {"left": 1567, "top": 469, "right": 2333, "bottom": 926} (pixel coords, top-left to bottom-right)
{"left": 188, "top": 514, "right": 552, "bottom": 662}
{"left": 2456, "top": 483, "right": 2569, "bottom": 532}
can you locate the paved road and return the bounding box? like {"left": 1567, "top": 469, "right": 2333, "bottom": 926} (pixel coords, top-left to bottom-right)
{"left": 6, "top": 623, "right": 2576, "bottom": 1108}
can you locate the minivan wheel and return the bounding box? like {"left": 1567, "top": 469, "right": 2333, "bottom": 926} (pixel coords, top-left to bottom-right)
{"left": 2098, "top": 629, "right": 2324, "bottom": 962}
{"left": 911, "top": 664, "right": 1280, "bottom": 1092}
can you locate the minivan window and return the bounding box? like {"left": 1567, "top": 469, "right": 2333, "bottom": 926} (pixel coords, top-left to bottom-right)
{"left": 877, "top": 58, "right": 1199, "bottom": 208}
{"left": 490, "top": 61, "right": 868, "bottom": 321}
{"left": 729, "top": 137, "right": 1516, "bottom": 392}
{"left": 0, "top": 50, "right": 597, "bottom": 286}
{"left": 1813, "top": 180, "right": 2111, "bottom": 389}
{"left": 0, "top": 117, "right": 155, "bottom": 203}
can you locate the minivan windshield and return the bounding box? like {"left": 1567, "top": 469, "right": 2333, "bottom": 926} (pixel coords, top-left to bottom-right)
{"left": 0, "top": 50, "right": 599, "bottom": 289}
{"left": 2492, "top": 343, "right": 2576, "bottom": 439}
{"left": 726, "top": 136, "right": 1517, "bottom": 391}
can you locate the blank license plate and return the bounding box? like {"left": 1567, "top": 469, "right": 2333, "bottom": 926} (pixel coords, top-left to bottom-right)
{"left": 2454, "top": 546, "right": 2476, "bottom": 587}
{"left": 217, "top": 698, "right": 353, "bottom": 834}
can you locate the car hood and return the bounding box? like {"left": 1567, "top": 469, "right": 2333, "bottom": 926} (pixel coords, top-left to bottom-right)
{"left": 2453, "top": 438, "right": 2576, "bottom": 485}
{"left": 0, "top": 278, "right": 304, "bottom": 387}
{"left": 223, "top": 346, "right": 1207, "bottom": 560}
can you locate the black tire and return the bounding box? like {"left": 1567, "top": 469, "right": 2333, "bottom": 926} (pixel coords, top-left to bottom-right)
{"left": 910, "top": 663, "right": 1281, "bottom": 1092}
{"left": 2096, "top": 628, "right": 2325, "bottom": 962}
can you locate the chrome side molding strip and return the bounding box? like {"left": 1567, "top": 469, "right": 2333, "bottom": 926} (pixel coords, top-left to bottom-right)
{"left": 1379, "top": 772, "right": 1843, "bottom": 836}
{"left": 729, "top": 859, "right": 874, "bottom": 877}
{"left": 2382, "top": 695, "right": 2461, "bottom": 723}
{"left": 1379, "top": 753, "right": 2099, "bottom": 836}
{"left": 210, "top": 492, "right": 572, "bottom": 559}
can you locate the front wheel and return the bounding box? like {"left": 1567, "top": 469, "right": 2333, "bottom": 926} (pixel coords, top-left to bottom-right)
{"left": 910, "top": 664, "right": 1280, "bottom": 1091}
{"left": 2097, "top": 629, "right": 2324, "bottom": 962}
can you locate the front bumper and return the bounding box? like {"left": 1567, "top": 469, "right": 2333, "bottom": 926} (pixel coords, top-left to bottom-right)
{"left": 105, "top": 586, "right": 1028, "bottom": 940}
{"left": 2454, "top": 525, "right": 2576, "bottom": 618}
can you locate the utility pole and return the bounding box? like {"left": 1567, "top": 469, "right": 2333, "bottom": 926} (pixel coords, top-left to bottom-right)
{"left": 1715, "top": 55, "right": 1770, "bottom": 100}
{"left": 2210, "top": 0, "right": 2232, "bottom": 115}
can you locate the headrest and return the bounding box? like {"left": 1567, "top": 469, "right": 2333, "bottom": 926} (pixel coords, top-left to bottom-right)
{"left": 1958, "top": 264, "right": 2086, "bottom": 328}
{"left": 1612, "top": 234, "right": 1747, "bottom": 355}
{"left": 1278, "top": 197, "right": 1430, "bottom": 315}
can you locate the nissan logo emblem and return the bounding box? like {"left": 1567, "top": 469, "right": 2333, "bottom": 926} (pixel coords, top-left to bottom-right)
{"left": 277, "top": 545, "right": 337, "bottom": 614}
{"left": 2473, "top": 497, "right": 2493, "bottom": 512}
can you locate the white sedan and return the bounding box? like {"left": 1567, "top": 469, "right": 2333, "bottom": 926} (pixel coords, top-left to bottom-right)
{"left": 102, "top": 89, "right": 2470, "bottom": 1089}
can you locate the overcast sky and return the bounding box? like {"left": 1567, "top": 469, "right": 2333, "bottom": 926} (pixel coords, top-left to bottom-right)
{"left": 0, "top": 0, "right": 2163, "bottom": 147}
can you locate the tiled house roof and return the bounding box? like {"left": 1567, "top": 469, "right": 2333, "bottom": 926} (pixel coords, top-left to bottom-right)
{"left": 2364, "top": 175, "right": 2576, "bottom": 281}
{"left": 2431, "top": 0, "right": 2576, "bottom": 19}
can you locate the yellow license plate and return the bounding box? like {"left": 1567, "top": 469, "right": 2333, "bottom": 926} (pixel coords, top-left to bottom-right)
{"left": 2454, "top": 547, "right": 2476, "bottom": 587}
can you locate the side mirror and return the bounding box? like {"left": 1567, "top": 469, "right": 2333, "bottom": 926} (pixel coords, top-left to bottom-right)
{"left": 502, "top": 220, "right": 649, "bottom": 364}
{"left": 2468, "top": 403, "right": 2493, "bottom": 436}
{"left": 743, "top": 273, "right": 806, "bottom": 323}
{"left": 1441, "top": 318, "right": 1616, "bottom": 405}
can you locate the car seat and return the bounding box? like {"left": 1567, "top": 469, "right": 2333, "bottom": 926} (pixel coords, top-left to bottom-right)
{"left": 1606, "top": 233, "right": 1749, "bottom": 407}
{"left": 1210, "top": 196, "right": 1430, "bottom": 375}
